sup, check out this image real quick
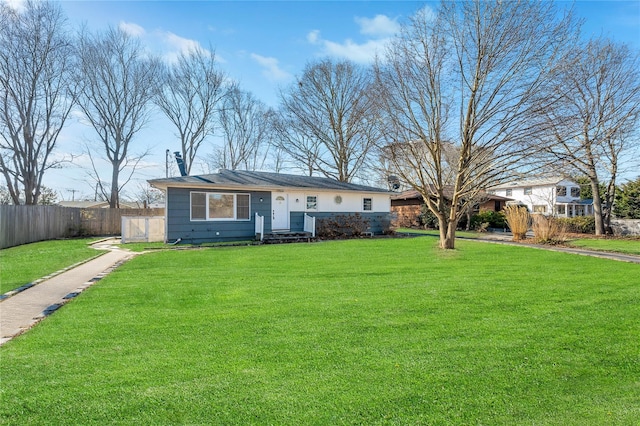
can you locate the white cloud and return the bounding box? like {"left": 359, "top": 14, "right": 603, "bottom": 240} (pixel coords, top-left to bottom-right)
{"left": 111, "top": 24, "right": 223, "bottom": 65}
{"left": 118, "top": 21, "right": 145, "bottom": 37}
{"left": 321, "top": 38, "right": 389, "bottom": 64}
{"left": 250, "top": 53, "right": 292, "bottom": 82}
{"left": 160, "top": 31, "right": 200, "bottom": 63}
{"left": 416, "top": 6, "right": 436, "bottom": 23}
{"left": 306, "top": 13, "right": 402, "bottom": 64}
{"left": 307, "top": 30, "right": 321, "bottom": 44}
{"left": 154, "top": 31, "right": 225, "bottom": 64}
{"left": 3, "top": 0, "right": 25, "bottom": 12}
{"left": 355, "top": 14, "right": 400, "bottom": 37}
{"left": 163, "top": 31, "right": 201, "bottom": 54}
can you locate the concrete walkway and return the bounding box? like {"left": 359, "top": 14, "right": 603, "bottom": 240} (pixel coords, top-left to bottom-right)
{"left": 0, "top": 239, "right": 136, "bottom": 346}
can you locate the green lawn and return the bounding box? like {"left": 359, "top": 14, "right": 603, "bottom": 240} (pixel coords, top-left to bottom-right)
{"left": 0, "top": 238, "right": 102, "bottom": 294}
{"left": 566, "top": 238, "right": 640, "bottom": 255}
{"left": 1, "top": 238, "right": 638, "bottom": 424}
{"left": 397, "top": 227, "right": 481, "bottom": 239}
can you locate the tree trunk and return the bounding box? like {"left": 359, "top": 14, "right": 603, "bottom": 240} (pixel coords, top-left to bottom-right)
{"left": 110, "top": 162, "right": 120, "bottom": 208}
{"left": 589, "top": 177, "right": 605, "bottom": 235}
{"left": 437, "top": 209, "right": 457, "bottom": 250}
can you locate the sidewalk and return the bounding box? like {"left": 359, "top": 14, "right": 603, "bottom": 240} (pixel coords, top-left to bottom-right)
{"left": 0, "top": 239, "right": 136, "bottom": 346}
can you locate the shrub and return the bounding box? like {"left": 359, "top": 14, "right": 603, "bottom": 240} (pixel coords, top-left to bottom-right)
{"left": 419, "top": 205, "right": 439, "bottom": 229}
{"left": 503, "top": 205, "right": 530, "bottom": 240}
{"left": 316, "top": 213, "right": 370, "bottom": 239}
{"left": 557, "top": 216, "right": 596, "bottom": 234}
{"left": 531, "top": 215, "right": 567, "bottom": 244}
{"left": 470, "top": 210, "right": 506, "bottom": 230}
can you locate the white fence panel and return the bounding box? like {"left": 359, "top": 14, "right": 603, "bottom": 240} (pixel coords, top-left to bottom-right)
{"left": 121, "top": 216, "right": 165, "bottom": 243}
{"left": 304, "top": 213, "right": 316, "bottom": 237}
{"left": 255, "top": 213, "right": 264, "bottom": 241}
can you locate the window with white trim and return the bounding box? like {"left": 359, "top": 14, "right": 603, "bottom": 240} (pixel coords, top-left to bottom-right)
{"left": 506, "top": 189, "right": 512, "bottom": 196}
{"left": 571, "top": 187, "right": 580, "bottom": 197}
{"left": 533, "top": 205, "right": 547, "bottom": 213}
{"left": 363, "top": 197, "right": 372, "bottom": 211}
{"left": 191, "top": 193, "right": 206, "bottom": 220}
{"left": 524, "top": 187, "right": 532, "bottom": 195}
{"left": 306, "top": 195, "right": 318, "bottom": 210}
{"left": 556, "top": 186, "right": 567, "bottom": 196}
{"left": 191, "top": 192, "right": 250, "bottom": 221}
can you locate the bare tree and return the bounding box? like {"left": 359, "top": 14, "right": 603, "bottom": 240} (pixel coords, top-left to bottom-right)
{"left": 75, "top": 27, "right": 161, "bottom": 208}
{"left": 132, "top": 182, "right": 165, "bottom": 208}
{"left": 543, "top": 38, "right": 640, "bottom": 234}
{"left": 211, "top": 86, "right": 275, "bottom": 171}
{"left": 375, "top": 2, "right": 576, "bottom": 249}
{"left": 83, "top": 141, "right": 151, "bottom": 206}
{"left": 0, "top": 0, "right": 74, "bottom": 204}
{"left": 155, "top": 46, "right": 225, "bottom": 175}
{"left": 277, "top": 59, "right": 379, "bottom": 182}
{"left": 0, "top": 185, "right": 12, "bottom": 204}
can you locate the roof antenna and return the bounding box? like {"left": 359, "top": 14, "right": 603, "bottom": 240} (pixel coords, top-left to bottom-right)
{"left": 174, "top": 152, "right": 187, "bottom": 176}
{"left": 387, "top": 175, "right": 400, "bottom": 191}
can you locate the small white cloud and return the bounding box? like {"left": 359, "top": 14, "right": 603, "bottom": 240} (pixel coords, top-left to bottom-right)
{"left": 251, "top": 53, "right": 292, "bottom": 82}
{"left": 307, "top": 13, "right": 402, "bottom": 64}
{"left": 4, "top": 0, "right": 25, "bottom": 12}
{"left": 416, "top": 6, "right": 436, "bottom": 23}
{"left": 307, "top": 30, "right": 321, "bottom": 44}
{"left": 158, "top": 31, "right": 219, "bottom": 64}
{"left": 164, "top": 32, "right": 202, "bottom": 54}
{"left": 322, "top": 38, "right": 389, "bottom": 64}
{"left": 119, "top": 21, "right": 145, "bottom": 37}
{"left": 355, "top": 14, "right": 400, "bottom": 37}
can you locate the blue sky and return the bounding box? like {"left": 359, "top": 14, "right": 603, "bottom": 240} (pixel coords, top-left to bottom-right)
{"left": 7, "top": 0, "right": 639, "bottom": 200}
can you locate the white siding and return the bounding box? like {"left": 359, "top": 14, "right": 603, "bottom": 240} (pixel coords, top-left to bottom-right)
{"left": 285, "top": 191, "right": 390, "bottom": 213}
{"left": 494, "top": 179, "right": 584, "bottom": 216}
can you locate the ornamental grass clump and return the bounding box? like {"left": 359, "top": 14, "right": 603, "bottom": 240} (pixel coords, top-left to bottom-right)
{"left": 531, "top": 214, "right": 567, "bottom": 244}
{"left": 503, "top": 205, "right": 530, "bottom": 241}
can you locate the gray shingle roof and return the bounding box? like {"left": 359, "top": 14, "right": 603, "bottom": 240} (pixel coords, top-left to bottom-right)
{"left": 490, "top": 176, "right": 574, "bottom": 190}
{"left": 149, "top": 170, "right": 390, "bottom": 193}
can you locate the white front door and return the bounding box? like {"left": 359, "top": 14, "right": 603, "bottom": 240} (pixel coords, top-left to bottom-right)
{"left": 272, "top": 193, "right": 289, "bottom": 230}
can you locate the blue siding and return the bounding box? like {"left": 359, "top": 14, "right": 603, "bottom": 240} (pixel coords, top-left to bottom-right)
{"left": 167, "top": 187, "right": 270, "bottom": 244}
{"left": 167, "top": 187, "right": 391, "bottom": 243}
{"left": 290, "top": 212, "right": 391, "bottom": 234}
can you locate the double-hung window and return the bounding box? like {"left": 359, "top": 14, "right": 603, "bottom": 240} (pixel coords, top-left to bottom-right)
{"left": 191, "top": 192, "right": 250, "bottom": 221}
{"left": 363, "top": 197, "right": 372, "bottom": 211}
{"left": 306, "top": 195, "right": 318, "bottom": 211}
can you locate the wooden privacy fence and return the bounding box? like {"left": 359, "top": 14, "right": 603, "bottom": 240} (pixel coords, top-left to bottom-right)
{"left": 0, "top": 205, "right": 164, "bottom": 249}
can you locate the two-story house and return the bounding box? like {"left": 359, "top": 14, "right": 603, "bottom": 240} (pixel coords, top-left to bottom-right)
{"left": 489, "top": 177, "right": 593, "bottom": 217}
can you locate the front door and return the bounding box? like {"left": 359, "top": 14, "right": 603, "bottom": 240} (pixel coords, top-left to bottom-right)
{"left": 272, "top": 193, "right": 289, "bottom": 230}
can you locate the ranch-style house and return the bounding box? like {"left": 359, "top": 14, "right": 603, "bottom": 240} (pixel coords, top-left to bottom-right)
{"left": 148, "top": 170, "right": 392, "bottom": 244}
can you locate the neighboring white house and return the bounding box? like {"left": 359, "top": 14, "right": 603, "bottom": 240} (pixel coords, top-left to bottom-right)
{"left": 489, "top": 177, "right": 593, "bottom": 217}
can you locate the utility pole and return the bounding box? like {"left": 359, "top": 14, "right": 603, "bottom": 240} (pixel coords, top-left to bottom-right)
{"left": 166, "top": 149, "right": 170, "bottom": 178}
{"left": 67, "top": 189, "right": 78, "bottom": 201}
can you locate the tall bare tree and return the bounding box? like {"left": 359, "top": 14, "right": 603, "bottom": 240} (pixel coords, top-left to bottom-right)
{"left": 155, "top": 46, "right": 225, "bottom": 175}
{"left": 375, "top": 2, "right": 576, "bottom": 249}
{"left": 75, "top": 27, "right": 161, "bottom": 208}
{"left": 211, "top": 86, "right": 275, "bottom": 171}
{"left": 543, "top": 38, "right": 640, "bottom": 234}
{"left": 277, "top": 59, "right": 379, "bottom": 182}
{"left": 0, "top": 0, "right": 74, "bottom": 204}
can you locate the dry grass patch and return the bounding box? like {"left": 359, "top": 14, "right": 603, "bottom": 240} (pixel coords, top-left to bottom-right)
{"left": 502, "top": 205, "right": 530, "bottom": 240}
